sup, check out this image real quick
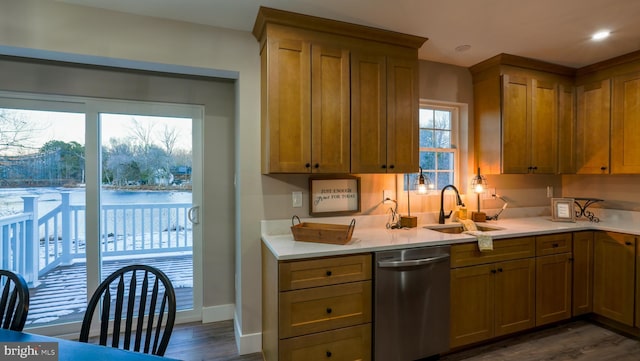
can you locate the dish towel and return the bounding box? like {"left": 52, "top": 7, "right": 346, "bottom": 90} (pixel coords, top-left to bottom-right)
{"left": 460, "top": 220, "right": 494, "bottom": 252}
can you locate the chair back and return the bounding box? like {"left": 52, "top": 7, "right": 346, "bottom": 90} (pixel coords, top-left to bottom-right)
{"left": 79, "top": 265, "right": 176, "bottom": 356}
{"left": 0, "top": 270, "right": 30, "bottom": 331}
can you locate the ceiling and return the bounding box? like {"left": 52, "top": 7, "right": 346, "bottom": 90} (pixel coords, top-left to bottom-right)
{"left": 58, "top": 0, "right": 640, "bottom": 68}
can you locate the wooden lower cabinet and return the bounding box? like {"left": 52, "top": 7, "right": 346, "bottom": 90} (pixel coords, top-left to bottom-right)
{"left": 593, "top": 232, "right": 636, "bottom": 326}
{"left": 536, "top": 253, "right": 572, "bottom": 326}
{"left": 262, "top": 245, "right": 372, "bottom": 361}
{"left": 572, "top": 231, "right": 594, "bottom": 316}
{"left": 279, "top": 324, "right": 371, "bottom": 361}
{"left": 450, "top": 257, "right": 535, "bottom": 348}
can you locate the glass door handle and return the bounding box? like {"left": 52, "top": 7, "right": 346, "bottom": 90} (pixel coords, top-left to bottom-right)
{"left": 188, "top": 206, "right": 200, "bottom": 224}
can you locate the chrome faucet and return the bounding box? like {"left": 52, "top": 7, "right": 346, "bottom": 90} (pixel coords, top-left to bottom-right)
{"left": 439, "top": 184, "right": 465, "bottom": 224}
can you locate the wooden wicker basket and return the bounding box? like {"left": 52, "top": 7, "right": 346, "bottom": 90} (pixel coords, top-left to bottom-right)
{"left": 290, "top": 216, "right": 356, "bottom": 245}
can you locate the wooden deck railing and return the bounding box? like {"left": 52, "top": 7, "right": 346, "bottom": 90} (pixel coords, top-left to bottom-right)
{"left": 0, "top": 192, "right": 192, "bottom": 284}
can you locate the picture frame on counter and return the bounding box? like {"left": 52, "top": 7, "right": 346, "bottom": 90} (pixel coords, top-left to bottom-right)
{"left": 309, "top": 176, "right": 361, "bottom": 217}
{"left": 551, "top": 198, "right": 575, "bottom": 222}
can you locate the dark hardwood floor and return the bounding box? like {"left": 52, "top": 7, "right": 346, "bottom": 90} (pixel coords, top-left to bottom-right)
{"left": 165, "top": 320, "right": 640, "bottom": 361}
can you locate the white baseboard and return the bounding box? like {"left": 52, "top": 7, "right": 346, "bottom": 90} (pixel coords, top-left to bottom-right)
{"left": 234, "top": 313, "right": 263, "bottom": 355}
{"left": 202, "top": 303, "right": 235, "bottom": 323}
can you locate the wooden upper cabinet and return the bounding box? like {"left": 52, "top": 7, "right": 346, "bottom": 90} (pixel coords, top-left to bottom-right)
{"left": 611, "top": 71, "right": 640, "bottom": 173}
{"left": 385, "top": 57, "right": 420, "bottom": 173}
{"left": 310, "top": 44, "right": 351, "bottom": 173}
{"left": 575, "top": 79, "right": 611, "bottom": 174}
{"left": 558, "top": 84, "right": 576, "bottom": 174}
{"left": 254, "top": 6, "right": 427, "bottom": 174}
{"left": 262, "top": 39, "right": 311, "bottom": 173}
{"left": 471, "top": 55, "right": 573, "bottom": 175}
{"left": 350, "top": 52, "right": 387, "bottom": 173}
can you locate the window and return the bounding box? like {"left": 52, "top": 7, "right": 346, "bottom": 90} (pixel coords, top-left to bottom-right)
{"left": 417, "top": 102, "right": 459, "bottom": 190}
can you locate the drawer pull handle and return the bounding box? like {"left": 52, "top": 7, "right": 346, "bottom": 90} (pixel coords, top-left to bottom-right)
{"left": 625, "top": 241, "right": 632, "bottom": 246}
{"left": 552, "top": 243, "right": 559, "bottom": 248}
{"left": 326, "top": 307, "right": 332, "bottom": 314}
{"left": 326, "top": 270, "right": 332, "bottom": 276}
{"left": 491, "top": 269, "right": 497, "bottom": 274}
{"left": 326, "top": 351, "right": 332, "bottom": 357}
{"left": 497, "top": 268, "right": 503, "bottom": 272}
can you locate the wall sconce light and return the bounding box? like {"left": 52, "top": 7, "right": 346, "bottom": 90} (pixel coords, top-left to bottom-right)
{"left": 471, "top": 167, "right": 488, "bottom": 222}
{"left": 400, "top": 169, "right": 432, "bottom": 228}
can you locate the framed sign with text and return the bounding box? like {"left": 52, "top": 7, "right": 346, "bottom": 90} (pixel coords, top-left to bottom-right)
{"left": 551, "top": 198, "right": 575, "bottom": 222}
{"left": 309, "top": 176, "right": 361, "bottom": 217}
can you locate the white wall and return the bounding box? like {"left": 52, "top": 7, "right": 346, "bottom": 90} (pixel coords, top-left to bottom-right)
{"left": 0, "top": 0, "right": 264, "bottom": 353}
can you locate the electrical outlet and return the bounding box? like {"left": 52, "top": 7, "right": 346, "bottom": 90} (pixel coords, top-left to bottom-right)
{"left": 546, "top": 186, "right": 553, "bottom": 198}
{"left": 383, "top": 190, "right": 393, "bottom": 203}
{"left": 292, "top": 191, "right": 303, "bottom": 208}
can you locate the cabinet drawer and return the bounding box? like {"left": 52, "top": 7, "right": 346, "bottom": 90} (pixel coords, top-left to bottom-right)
{"left": 279, "top": 254, "right": 372, "bottom": 291}
{"left": 451, "top": 237, "right": 535, "bottom": 268}
{"left": 536, "top": 233, "right": 572, "bottom": 256}
{"left": 279, "top": 281, "right": 372, "bottom": 338}
{"left": 279, "top": 324, "right": 371, "bottom": 361}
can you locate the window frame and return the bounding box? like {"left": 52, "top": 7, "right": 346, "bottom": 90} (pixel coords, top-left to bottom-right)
{"left": 417, "top": 100, "right": 460, "bottom": 191}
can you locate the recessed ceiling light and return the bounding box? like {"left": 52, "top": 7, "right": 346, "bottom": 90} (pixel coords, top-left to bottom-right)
{"left": 455, "top": 44, "right": 471, "bottom": 52}
{"left": 592, "top": 30, "right": 610, "bottom": 41}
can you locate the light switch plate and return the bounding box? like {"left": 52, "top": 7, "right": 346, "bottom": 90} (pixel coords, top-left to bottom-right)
{"left": 383, "top": 190, "right": 394, "bottom": 203}
{"left": 292, "top": 191, "right": 303, "bottom": 208}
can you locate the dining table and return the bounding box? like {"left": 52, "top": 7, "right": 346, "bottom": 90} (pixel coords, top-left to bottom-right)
{"left": 0, "top": 328, "right": 180, "bottom": 360}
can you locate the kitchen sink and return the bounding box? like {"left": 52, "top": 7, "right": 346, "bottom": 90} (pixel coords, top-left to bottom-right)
{"left": 424, "top": 223, "right": 503, "bottom": 234}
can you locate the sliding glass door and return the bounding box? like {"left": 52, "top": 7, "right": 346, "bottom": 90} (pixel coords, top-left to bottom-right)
{"left": 0, "top": 93, "right": 203, "bottom": 334}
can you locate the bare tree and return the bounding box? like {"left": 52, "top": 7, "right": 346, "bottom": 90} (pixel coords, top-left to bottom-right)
{"left": 0, "top": 109, "right": 49, "bottom": 155}
{"left": 129, "top": 117, "right": 154, "bottom": 150}
{"left": 160, "top": 124, "right": 179, "bottom": 156}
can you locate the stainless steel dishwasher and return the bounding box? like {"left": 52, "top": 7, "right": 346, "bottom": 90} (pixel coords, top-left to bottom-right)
{"left": 374, "top": 245, "right": 450, "bottom": 361}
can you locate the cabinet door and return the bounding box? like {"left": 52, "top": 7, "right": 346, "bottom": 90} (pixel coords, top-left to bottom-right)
{"left": 264, "top": 39, "right": 311, "bottom": 173}
{"left": 576, "top": 79, "right": 610, "bottom": 174}
{"left": 593, "top": 232, "right": 635, "bottom": 326}
{"left": 536, "top": 253, "right": 572, "bottom": 326}
{"left": 494, "top": 258, "right": 535, "bottom": 337}
{"left": 310, "top": 44, "right": 351, "bottom": 173}
{"left": 558, "top": 84, "right": 576, "bottom": 173}
{"left": 530, "top": 79, "right": 558, "bottom": 174}
{"left": 386, "top": 57, "right": 419, "bottom": 173}
{"left": 501, "top": 74, "right": 530, "bottom": 174}
{"left": 450, "top": 264, "right": 494, "bottom": 348}
{"left": 350, "top": 52, "right": 386, "bottom": 173}
{"left": 611, "top": 71, "right": 640, "bottom": 173}
{"left": 572, "top": 231, "right": 594, "bottom": 316}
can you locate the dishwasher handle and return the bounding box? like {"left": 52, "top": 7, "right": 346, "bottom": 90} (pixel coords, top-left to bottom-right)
{"left": 377, "top": 254, "right": 449, "bottom": 268}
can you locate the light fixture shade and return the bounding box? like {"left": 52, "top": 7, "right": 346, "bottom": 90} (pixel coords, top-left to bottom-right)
{"left": 416, "top": 167, "right": 433, "bottom": 194}
{"left": 471, "top": 167, "right": 488, "bottom": 194}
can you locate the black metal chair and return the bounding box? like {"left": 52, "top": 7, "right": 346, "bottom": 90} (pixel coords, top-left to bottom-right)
{"left": 0, "top": 269, "right": 30, "bottom": 331}
{"left": 79, "top": 265, "right": 177, "bottom": 356}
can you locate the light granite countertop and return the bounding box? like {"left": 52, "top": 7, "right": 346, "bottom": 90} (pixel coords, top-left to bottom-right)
{"left": 261, "top": 209, "right": 640, "bottom": 260}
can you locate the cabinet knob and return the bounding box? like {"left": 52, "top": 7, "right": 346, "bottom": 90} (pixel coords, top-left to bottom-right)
{"left": 497, "top": 268, "right": 503, "bottom": 272}
{"left": 314, "top": 163, "right": 319, "bottom": 169}
{"left": 552, "top": 243, "right": 559, "bottom": 248}
{"left": 625, "top": 241, "right": 633, "bottom": 246}
{"left": 305, "top": 163, "right": 311, "bottom": 168}
{"left": 389, "top": 164, "right": 395, "bottom": 169}
{"left": 601, "top": 166, "right": 607, "bottom": 171}
{"left": 326, "top": 270, "right": 332, "bottom": 276}
{"left": 381, "top": 164, "right": 387, "bottom": 169}
{"left": 326, "top": 307, "right": 332, "bottom": 314}
{"left": 326, "top": 351, "right": 332, "bottom": 358}
{"left": 491, "top": 269, "right": 497, "bottom": 274}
